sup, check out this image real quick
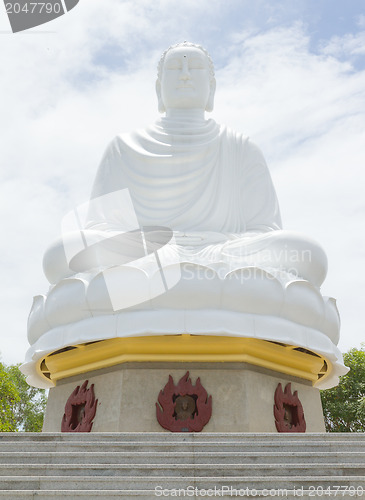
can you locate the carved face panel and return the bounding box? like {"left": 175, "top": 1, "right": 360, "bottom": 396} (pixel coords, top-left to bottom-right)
{"left": 160, "top": 46, "right": 212, "bottom": 111}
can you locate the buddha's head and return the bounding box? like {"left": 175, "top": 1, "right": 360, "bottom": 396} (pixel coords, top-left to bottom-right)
{"left": 156, "top": 42, "right": 216, "bottom": 114}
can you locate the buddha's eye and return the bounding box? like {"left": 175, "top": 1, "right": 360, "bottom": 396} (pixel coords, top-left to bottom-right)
{"left": 189, "top": 58, "right": 206, "bottom": 69}
{"left": 165, "top": 59, "right": 182, "bottom": 70}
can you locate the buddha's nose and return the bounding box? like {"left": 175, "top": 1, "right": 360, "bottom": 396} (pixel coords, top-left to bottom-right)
{"left": 180, "top": 57, "right": 191, "bottom": 80}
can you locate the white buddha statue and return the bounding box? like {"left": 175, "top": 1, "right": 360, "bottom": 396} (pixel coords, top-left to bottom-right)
{"left": 43, "top": 41, "right": 326, "bottom": 288}
{"left": 24, "top": 42, "right": 346, "bottom": 391}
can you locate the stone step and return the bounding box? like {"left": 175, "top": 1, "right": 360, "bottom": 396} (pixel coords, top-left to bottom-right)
{"left": 0, "top": 490, "right": 362, "bottom": 500}
{"left": 0, "top": 492, "right": 364, "bottom": 500}
{"left": 0, "top": 433, "right": 363, "bottom": 498}
{"left": 0, "top": 475, "right": 364, "bottom": 491}
{"left": 0, "top": 441, "right": 364, "bottom": 454}
{"left": 0, "top": 450, "right": 364, "bottom": 465}
{"left": 0, "top": 462, "right": 363, "bottom": 477}
{"left": 0, "top": 492, "right": 153, "bottom": 500}
{"left": 1, "top": 432, "right": 364, "bottom": 443}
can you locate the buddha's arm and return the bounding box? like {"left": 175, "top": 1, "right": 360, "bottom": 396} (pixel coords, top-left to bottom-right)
{"left": 43, "top": 137, "right": 129, "bottom": 284}
{"left": 86, "top": 136, "right": 129, "bottom": 232}
{"left": 240, "top": 140, "right": 282, "bottom": 233}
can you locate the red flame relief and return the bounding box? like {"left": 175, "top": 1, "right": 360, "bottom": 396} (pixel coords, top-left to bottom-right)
{"left": 274, "top": 382, "right": 306, "bottom": 433}
{"left": 156, "top": 371, "right": 212, "bottom": 432}
{"left": 61, "top": 380, "right": 98, "bottom": 432}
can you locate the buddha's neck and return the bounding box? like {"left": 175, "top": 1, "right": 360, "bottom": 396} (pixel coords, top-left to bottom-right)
{"left": 165, "top": 108, "right": 206, "bottom": 121}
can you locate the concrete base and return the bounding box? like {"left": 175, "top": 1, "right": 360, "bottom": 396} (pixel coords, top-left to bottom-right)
{"left": 43, "top": 362, "right": 325, "bottom": 433}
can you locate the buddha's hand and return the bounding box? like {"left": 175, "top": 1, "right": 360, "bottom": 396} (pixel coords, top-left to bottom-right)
{"left": 173, "top": 231, "right": 228, "bottom": 246}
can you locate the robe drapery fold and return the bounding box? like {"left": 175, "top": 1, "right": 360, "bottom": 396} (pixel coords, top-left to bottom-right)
{"left": 87, "top": 118, "right": 282, "bottom": 236}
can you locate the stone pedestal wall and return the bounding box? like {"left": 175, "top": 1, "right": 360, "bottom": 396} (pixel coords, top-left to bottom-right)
{"left": 43, "top": 362, "right": 325, "bottom": 433}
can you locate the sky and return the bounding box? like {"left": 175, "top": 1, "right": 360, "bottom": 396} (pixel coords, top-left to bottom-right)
{"left": 0, "top": 0, "right": 364, "bottom": 367}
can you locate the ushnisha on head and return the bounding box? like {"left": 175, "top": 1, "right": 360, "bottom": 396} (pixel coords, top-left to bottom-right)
{"left": 156, "top": 41, "right": 216, "bottom": 114}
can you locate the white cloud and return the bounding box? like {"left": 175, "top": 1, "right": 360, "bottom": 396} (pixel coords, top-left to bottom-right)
{"left": 320, "top": 31, "right": 365, "bottom": 58}
{"left": 358, "top": 15, "right": 365, "bottom": 28}
{"left": 0, "top": 2, "right": 364, "bottom": 366}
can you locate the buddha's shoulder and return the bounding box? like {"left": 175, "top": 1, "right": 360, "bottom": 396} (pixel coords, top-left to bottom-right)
{"left": 219, "top": 124, "right": 264, "bottom": 156}
{"left": 102, "top": 131, "right": 140, "bottom": 153}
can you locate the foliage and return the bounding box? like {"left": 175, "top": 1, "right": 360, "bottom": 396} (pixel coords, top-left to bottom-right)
{"left": 0, "top": 363, "right": 20, "bottom": 431}
{"left": 0, "top": 362, "right": 47, "bottom": 432}
{"left": 321, "top": 345, "right": 365, "bottom": 432}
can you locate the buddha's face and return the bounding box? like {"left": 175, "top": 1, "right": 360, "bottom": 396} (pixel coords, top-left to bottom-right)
{"left": 157, "top": 46, "right": 215, "bottom": 113}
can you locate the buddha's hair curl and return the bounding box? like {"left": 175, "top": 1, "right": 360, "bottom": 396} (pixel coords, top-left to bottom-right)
{"left": 157, "top": 42, "right": 215, "bottom": 82}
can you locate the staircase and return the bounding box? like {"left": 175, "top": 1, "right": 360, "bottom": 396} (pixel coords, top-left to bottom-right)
{"left": 0, "top": 433, "right": 364, "bottom": 499}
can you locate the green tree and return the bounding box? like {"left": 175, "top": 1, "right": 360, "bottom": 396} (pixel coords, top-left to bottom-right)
{"left": 0, "top": 362, "right": 20, "bottom": 431}
{"left": 0, "top": 362, "right": 47, "bottom": 432}
{"left": 321, "top": 345, "right": 365, "bottom": 432}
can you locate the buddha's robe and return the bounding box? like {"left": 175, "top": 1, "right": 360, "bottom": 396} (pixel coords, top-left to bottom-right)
{"left": 87, "top": 117, "right": 282, "bottom": 238}
{"left": 43, "top": 118, "right": 327, "bottom": 287}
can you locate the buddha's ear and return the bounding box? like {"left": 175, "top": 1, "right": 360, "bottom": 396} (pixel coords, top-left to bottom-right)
{"left": 155, "top": 79, "right": 165, "bottom": 113}
{"left": 205, "top": 78, "right": 216, "bottom": 112}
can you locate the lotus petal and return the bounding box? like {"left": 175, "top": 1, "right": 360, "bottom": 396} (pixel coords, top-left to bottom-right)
{"left": 45, "top": 278, "right": 91, "bottom": 327}
{"left": 222, "top": 267, "right": 284, "bottom": 315}
{"left": 27, "top": 295, "right": 51, "bottom": 345}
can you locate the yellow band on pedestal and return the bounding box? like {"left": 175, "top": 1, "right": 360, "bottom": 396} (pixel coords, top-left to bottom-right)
{"left": 37, "top": 334, "right": 330, "bottom": 387}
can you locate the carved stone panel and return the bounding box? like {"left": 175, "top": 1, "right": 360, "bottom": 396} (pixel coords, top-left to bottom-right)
{"left": 274, "top": 382, "right": 306, "bottom": 432}
{"left": 156, "top": 371, "right": 212, "bottom": 432}
{"left": 61, "top": 380, "right": 98, "bottom": 432}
